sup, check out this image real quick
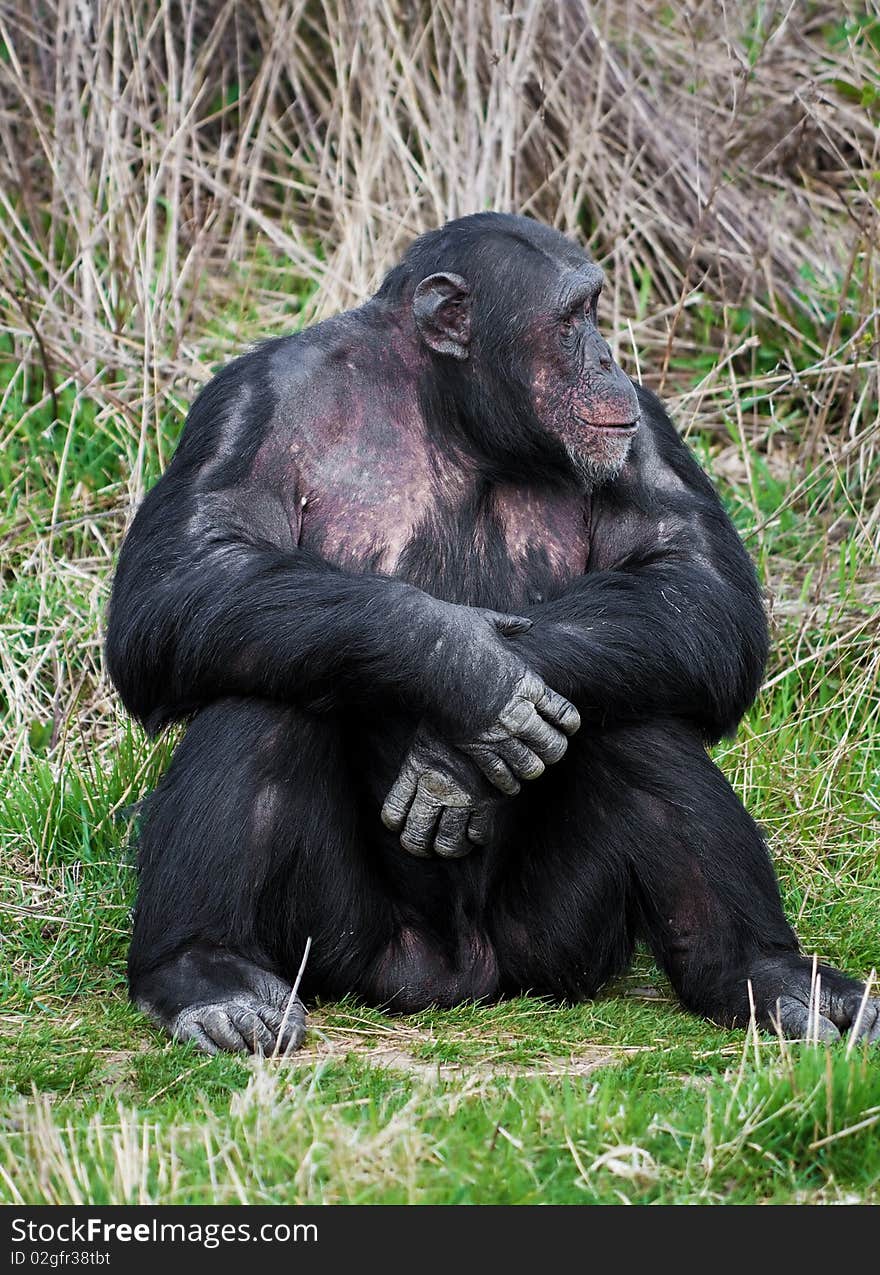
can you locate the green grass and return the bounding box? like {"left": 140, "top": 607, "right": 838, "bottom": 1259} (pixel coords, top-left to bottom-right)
{"left": 3, "top": 1035, "right": 880, "bottom": 1204}
{"left": 2, "top": 273, "right": 879, "bottom": 1203}
{"left": 1, "top": 397, "right": 878, "bottom": 1202}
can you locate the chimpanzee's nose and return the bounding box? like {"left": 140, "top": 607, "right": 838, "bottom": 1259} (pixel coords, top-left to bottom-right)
{"left": 588, "top": 328, "right": 614, "bottom": 372}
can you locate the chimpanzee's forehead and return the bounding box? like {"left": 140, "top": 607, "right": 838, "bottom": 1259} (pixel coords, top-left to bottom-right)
{"left": 554, "top": 261, "right": 605, "bottom": 305}
{"left": 496, "top": 223, "right": 589, "bottom": 268}
{"left": 479, "top": 232, "right": 603, "bottom": 315}
{"left": 487, "top": 223, "right": 600, "bottom": 296}
{"left": 501, "top": 239, "right": 603, "bottom": 306}
{"left": 497, "top": 215, "right": 588, "bottom": 260}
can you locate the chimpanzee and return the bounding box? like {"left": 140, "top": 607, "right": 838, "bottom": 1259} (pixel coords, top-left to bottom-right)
{"left": 106, "top": 212, "right": 879, "bottom": 1053}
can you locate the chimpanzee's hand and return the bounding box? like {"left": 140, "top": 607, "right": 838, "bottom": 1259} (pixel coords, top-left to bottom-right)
{"left": 423, "top": 602, "right": 581, "bottom": 792}
{"left": 381, "top": 724, "right": 502, "bottom": 858}
{"left": 456, "top": 668, "right": 581, "bottom": 795}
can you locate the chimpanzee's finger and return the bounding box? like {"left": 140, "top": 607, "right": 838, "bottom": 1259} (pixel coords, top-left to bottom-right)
{"left": 536, "top": 685, "right": 581, "bottom": 736}
{"left": 496, "top": 736, "right": 545, "bottom": 780}
{"left": 381, "top": 763, "right": 418, "bottom": 831}
{"left": 513, "top": 707, "right": 569, "bottom": 765}
{"left": 467, "top": 807, "right": 494, "bottom": 845}
{"left": 433, "top": 807, "right": 472, "bottom": 858}
{"left": 469, "top": 746, "right": 521, "bottom": 795}
{"left": 400, "top": 786, "right": 441, "bottom": 857}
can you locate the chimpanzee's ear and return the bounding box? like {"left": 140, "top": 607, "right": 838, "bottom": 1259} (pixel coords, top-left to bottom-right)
{"left": 412, "top": 273, "right": 471, "bottom": 360}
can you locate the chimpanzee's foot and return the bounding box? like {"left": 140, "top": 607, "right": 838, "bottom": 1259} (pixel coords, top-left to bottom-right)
{"left": 130, "top": 944, "right": 307, "bottom": 1056}
{"left": 745, "top": 954, "right": 879, "bottom": 1043}
{"left": 173, "top": 991, "right": 306, "bottom": 1056}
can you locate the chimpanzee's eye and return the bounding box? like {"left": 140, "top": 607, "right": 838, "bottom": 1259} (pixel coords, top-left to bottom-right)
{"left": 559, "top": 314, "right": 576, "bottom": 336}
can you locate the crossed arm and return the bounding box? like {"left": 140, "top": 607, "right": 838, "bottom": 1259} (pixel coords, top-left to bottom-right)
{"left": 107, "top": 391, "right": 766, "bottom": 861}
{"left": 106, "top": 469, "right": 579, "bottom": 777}
{"left": 382, "top": 406, "right": 768, "bottom": 858}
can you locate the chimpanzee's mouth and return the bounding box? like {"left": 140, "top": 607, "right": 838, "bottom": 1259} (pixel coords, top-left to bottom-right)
{"left": 575, "top": 415, "right": 641, "bottom": 433}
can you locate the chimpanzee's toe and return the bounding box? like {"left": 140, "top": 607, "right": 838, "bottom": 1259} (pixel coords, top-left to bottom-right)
{"left": 770, "top": 995, "right": 841, "bottom": 1043}
{"left": 174, "top": 993, "right": 306, "bottom": 1056}
{"left": 752, "top": 955, "right": 879, "bottom": 1044}
{"left": 830, "top": 991, "right": 880, "bottom": 1043}
{"left": 133, "top": 947, "right": 308, "bottom": 1056}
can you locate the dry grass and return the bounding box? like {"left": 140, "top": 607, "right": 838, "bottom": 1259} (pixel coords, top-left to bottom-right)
{"left": 1, "top": 0, "right": 878, "bottom": 769}
{"left": 2, "top": 1032, "right": 879, "bottom": 1204}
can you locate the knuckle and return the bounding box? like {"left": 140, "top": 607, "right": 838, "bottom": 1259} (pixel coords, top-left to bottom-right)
{"left": 381, "top": 805, "right": 402, "bottom": 829}
{"left": 409, "top": 793, "right": 436, "bottom": 818}
{"left": 500, "top": 700, "right": 530, "bottom": 730}
{"left": 420, "top": 772, "right": 448, "bottom": 797}
{"left": 434, "top": 838, "right": 466, "bottom": 858}
{"left": 400, "top": 837, "right": 430, "bottom": 857}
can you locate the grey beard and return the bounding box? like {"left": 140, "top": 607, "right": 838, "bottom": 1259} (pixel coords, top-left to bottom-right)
{"left": 565, "top": 437, "right": 631, "bottom": 487}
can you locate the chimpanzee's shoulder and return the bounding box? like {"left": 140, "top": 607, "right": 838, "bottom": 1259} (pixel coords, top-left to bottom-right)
{"left": 632, "top": 383, "right": 680, "bottom": 450}
{"left": 622, "top": 381, "right": 718, "bottom": 502}
{"left": 263, "top": 310, "right": 377, "bottom": 392}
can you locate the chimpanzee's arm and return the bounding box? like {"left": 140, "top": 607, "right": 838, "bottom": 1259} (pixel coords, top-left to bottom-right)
{"left": 513, "top": 386, "right": 768, "bottom": 742}
{"left": 107, "top": 470, "right": 534, "bottom": 737}
{"left": 107, "top": 493, "right": 412, "bottom": 729}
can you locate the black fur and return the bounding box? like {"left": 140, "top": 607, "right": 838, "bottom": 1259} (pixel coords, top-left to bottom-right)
{"left": 106, "top": 213, "right": 879, "bottom": 1051}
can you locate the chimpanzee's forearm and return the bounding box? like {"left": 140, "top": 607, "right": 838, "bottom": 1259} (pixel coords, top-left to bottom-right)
{"left": 513, "top": 563, "right": 768, "bottom": 741}
{"left": 105, "top": 533, "right": 480, "bottom": 731}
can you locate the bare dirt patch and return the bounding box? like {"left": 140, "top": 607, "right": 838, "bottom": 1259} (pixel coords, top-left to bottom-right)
{"left": 284, "top": 1015, "right": 620, "bottom": 1080}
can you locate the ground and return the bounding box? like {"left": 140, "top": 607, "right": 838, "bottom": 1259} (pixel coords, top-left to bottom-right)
{"left": 1, "top": 607, "right": 878, "bottom": 1203}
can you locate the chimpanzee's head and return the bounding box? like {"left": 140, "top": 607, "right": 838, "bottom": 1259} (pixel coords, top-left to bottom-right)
{"left": 379, "top": 212, "right": 640, "bottom": 485}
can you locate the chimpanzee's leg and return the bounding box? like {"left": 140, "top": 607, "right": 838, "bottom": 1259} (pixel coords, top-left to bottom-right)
{"left": 592, "top": 720, "right": 880, "bottom": 1042}
{"left": 128, "top": 697, "right": 387, "bottom": 1054}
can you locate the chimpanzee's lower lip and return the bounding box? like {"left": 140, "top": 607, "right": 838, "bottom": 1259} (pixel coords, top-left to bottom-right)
{"left": 575, "top": 416, "right": 641, "bottom": 433}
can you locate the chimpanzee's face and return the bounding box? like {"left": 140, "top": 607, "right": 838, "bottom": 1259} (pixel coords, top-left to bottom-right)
{"left": 409, "top": 234, "right": 640, "bottom": 485}
{"left": 528, "top": 261, "right": 640, "bottom": 484}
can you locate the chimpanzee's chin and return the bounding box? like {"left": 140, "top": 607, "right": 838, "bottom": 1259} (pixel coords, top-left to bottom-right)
{"left": 566, "top": 433, "right": 633, "bottom": 486}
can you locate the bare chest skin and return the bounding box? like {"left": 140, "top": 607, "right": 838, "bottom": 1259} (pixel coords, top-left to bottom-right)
{"left": 292, "top": 428, "right": 589, "bottom": 604}
{"left": 253, "top": 327, "right": 590, "bottom": 606}
{"left": 296, "top": 415, "right": 439, "bottom": 572}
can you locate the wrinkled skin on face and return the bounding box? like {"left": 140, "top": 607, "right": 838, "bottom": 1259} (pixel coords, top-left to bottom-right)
{"left": 528, "top": 262, "right": 641, "bottom": 483}
{"left": 411, "top": 246, "right": 640, "bottom": 488}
